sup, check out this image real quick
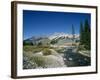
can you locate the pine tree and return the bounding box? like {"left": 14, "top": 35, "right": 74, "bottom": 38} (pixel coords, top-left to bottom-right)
{"left": 72, "top": 24, "right": 75, "bottom": 42}
{"left": 80, "top": 22, "right": 84, "bottom": 45}
{"left": 84, "top": 19, "right": 91, "bottom": 50}
{"left": 79, "top": 19, "right": 91, "bottom": 50}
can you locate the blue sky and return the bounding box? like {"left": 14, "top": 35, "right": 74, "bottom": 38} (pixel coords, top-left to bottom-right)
{"left": 23, "top": 10, "right": 91, "bottom": 40}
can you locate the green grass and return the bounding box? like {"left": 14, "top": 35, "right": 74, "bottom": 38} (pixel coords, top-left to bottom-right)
{"left": 78, "top": 45, "right": 86, "bottom": 51}
{"left": 54, "top": 47, "right": 65, "bottom": 53}
{"left": 23, "top": 45, "right": 53, "bottom": 53}
{"left": 23, "top": 45, "right": 55, "bottom": 68}
{"left": 42, "top": 48, "right": 52, "bottom": 56}
{"left": 23, "top": 46, "right": 43, "bottom": 53}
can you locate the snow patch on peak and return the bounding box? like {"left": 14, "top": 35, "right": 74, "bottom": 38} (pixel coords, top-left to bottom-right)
{"left": 49, "top": 32, "right": 79, "bottom": 40}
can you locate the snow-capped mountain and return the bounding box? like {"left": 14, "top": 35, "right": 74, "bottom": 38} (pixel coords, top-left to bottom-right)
{"left": 24, "top": 32, "right": 80, "bottom": 46}
{"left": 49, "top": 32, "right": 80, "bottom": 40}
{"left": 24, "top": 32, "right": 80, "bottom": 44}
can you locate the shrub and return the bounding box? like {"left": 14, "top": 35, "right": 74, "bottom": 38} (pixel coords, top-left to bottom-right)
{"left": 23, "top": 46, "right": 43, "bottom": 53}
{"left": 78, "top": 45, "right": 86, "bottom": 51}
{"left": 23, "top": 41, "right": 33, "bottom": 46}
{"left": 23, "top": 56, "right": 37, "bottom": 69}
{"left": 37, "top": 42, "right": 42, "bottom": 46}
{"left": 50, "top": 39, "right": 57, "bottom": 44}
{"left": 30, "top": 55, "right": 45, "bottom": 67}
{"left": 23, "top": 52, "right": 38, "bottom": 69}
{"left": 42, "top": 49, "right": 51, "bottom": 56}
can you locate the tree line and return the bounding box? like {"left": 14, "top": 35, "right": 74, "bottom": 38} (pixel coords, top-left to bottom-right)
{"left": 79, "top": 19, "right": 91, "bottom": 50}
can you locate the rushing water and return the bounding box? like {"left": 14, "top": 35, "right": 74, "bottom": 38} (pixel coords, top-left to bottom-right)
{"left": 63, "top": 48, "right": 91, "bottom": 67}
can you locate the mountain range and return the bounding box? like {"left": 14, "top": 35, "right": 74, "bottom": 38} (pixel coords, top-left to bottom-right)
{"left": 25, "top": 32, "right": 79, "bottom": 40}
{"left": 24, "top": 32, "right": 80, "bottom": 45}
{"left": 49, "top": 32, "right": 79, "bottom": 40}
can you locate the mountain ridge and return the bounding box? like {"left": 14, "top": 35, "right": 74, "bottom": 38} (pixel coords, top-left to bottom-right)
{"left": 24, "top": 32, "right": 80, "bottom": 41}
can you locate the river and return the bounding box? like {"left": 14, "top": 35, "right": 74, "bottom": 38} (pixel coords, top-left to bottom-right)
{"left": 63, "top": 48, "right": 91, "bottom": 67}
